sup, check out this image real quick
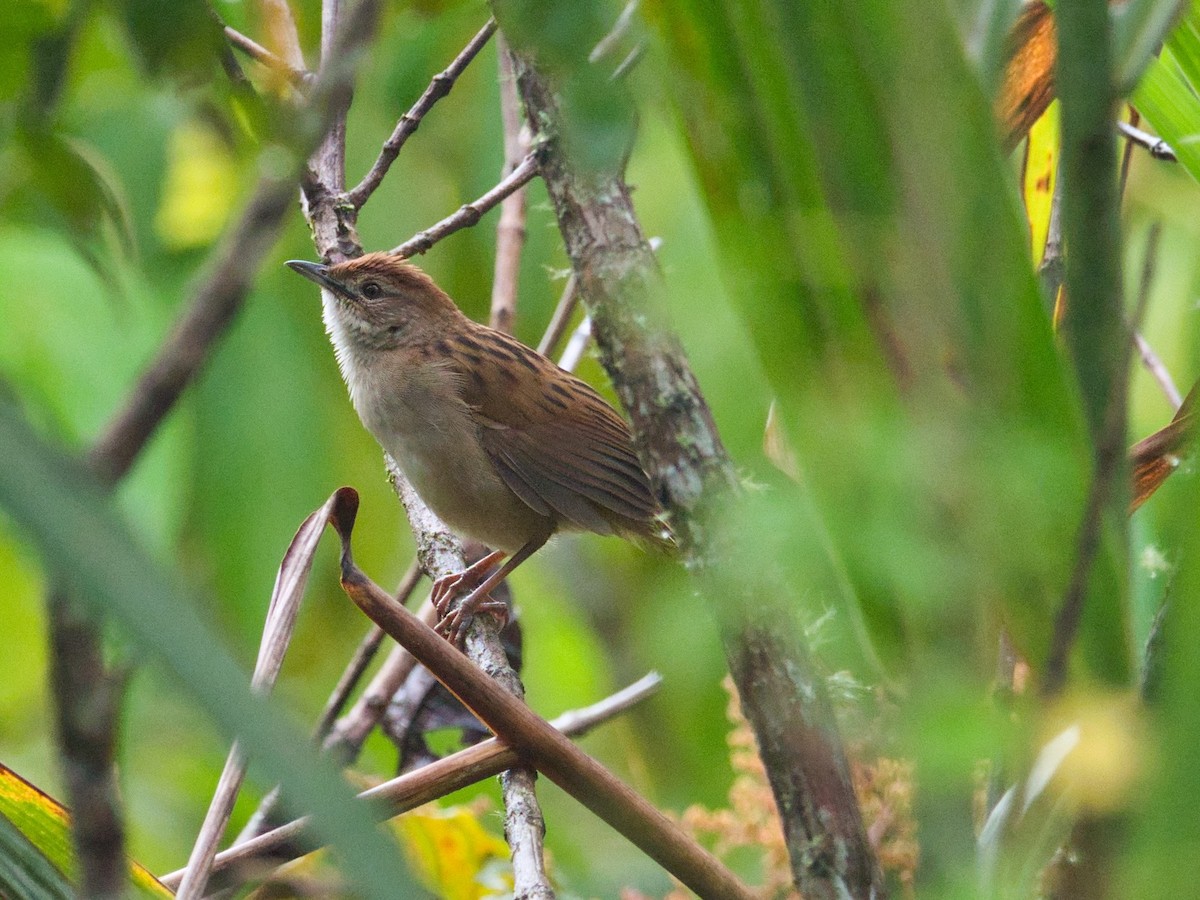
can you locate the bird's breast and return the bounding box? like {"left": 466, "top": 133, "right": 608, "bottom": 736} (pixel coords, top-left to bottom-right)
{"left": 341, "top": 354, "right": 549, "bottom": 553}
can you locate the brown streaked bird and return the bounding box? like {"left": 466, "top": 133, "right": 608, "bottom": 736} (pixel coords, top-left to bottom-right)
{"left": 286, "top": 252, "right": 665, "bottom": 641}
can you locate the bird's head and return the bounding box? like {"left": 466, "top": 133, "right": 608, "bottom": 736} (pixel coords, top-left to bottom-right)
{"left": 287, "top": 252, "right": 464, "bottom": 353}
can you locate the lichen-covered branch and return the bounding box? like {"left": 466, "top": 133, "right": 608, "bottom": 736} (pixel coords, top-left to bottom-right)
{"left": 502, "top": 41, "right": 885, "bottom": 900}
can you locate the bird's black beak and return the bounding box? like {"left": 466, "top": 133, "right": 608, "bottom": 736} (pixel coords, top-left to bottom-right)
{"left": 286, "top": 259, "right": 346, "bottom": 296}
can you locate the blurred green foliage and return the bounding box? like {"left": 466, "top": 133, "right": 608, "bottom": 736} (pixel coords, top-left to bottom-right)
{"left": 3, "top": 0, "right": 1200, "bottom": 895}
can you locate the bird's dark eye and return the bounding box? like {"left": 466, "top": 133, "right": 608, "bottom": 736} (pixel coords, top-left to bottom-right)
{"left": 361, "top": 281, "right": 382, "bottom": 299}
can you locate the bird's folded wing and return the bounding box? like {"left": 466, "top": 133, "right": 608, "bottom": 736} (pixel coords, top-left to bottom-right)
{"left": 480, "top": 416, "right": 659, "bottom": 532}
{"left": 451, "top": 327, "right": 659, "bottom": 533}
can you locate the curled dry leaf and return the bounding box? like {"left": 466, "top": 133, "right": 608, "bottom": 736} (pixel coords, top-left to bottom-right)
{"left": 1130, "top": 384, "right": 1195, "bottom": 512}
{"left": 997, "top": 1, "right": 1057, "bottom": 153}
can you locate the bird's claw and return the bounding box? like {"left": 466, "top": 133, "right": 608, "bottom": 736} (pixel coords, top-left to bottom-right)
{"left": 431, "top": 564, "right": 496, "bottom": 618}
{"left": 435, "top": 590, "right": 510, "bottom": 646}
{"left": 431, "top": 571, "right": 466, "bottom": 618}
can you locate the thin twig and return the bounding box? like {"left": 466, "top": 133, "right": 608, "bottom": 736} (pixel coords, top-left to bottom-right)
{"left": 610, "top": 44, "right": 646, "bottom": 82}
{"left": 558, "top": 316, "right": 593, "bottom": 373}
{"left": 536, "top": 274, "right": 580, "bottom": 356}
{"left": 1119, "top": 108, "right": 1138, "bottom": 197}
{"left": 224, "top": 25, "right": 312, "bottom": 86}
{"left": 259, "top": 0, "right": 307, "bottom": 72}
{"left": 489, "top": 35, "right": 531, "bottom": 335}
{"left": 1118, "top": 119, "right": 1177, "bottom": 162}
{"left": 163, "top": 673, "right": 663, "bottom": 889}
{"left": 1038, "top": 159, "right": 1066, "bottom": 319}
{"left": 1135, "top": 332, "right": 1183, "bottom": 410}
{"left": 590, "top": 0, "right": 640, "bottom": 62}
{"left": 346, "top": 19, "right": 498, "bottom": 208}
{"left": 322, "top": 598, "right": 437, "bottom": 760}
{"left": 390, "top": 152, "right": 539, "bottom": 257}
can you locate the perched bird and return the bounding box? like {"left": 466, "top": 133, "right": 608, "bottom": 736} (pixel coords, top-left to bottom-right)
{"left": 287, "top": 252, "right": 664, "bottom": 641}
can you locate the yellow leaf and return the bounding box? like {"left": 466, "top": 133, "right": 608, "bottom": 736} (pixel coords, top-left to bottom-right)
{"left": 395, "top": 803, "right": 514, "bottom": 900}
{"left": 1023, "top": 101, "right": 1059, "bottom": 266}
{"left": 155, "top": 120, "right": 238, "bottom": 249}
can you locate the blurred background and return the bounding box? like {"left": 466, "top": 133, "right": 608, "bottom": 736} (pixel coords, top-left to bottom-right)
{"left": 3, "top": 0, "right": 1199, "bottom": 896}
{"left": 0, "top": 1, "right": 778, "bottom": 895}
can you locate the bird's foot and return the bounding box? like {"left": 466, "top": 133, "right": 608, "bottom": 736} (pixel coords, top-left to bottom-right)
{"left": 431, "top": 551, "right": 505, "bottom": 618}
{"left": 435, "top": 586, "right": 510, "bottom": 645}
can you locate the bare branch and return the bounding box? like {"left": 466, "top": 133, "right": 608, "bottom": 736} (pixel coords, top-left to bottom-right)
{"left": 224, "top": 25, "right": 311, "bottom": 86}
{"left": 1119, "top": 119, "right": 1177, "bottom": 162}
{"left": 535, "top": 274, "right": 580, "bottom": 356}
{"left": 346, "top": 19, "right": 498, "bottom": 209}
{"left": 390, "top": 152, "right": 539, "bottom": 257}
{"left": 489, "top": 35, "right": 531, "bottom": 335}
{"left": 48, "top": 599, "right": 127, "bottom": 898}
{"left": 163, "top": 673, "right": 663, "bottom": 889}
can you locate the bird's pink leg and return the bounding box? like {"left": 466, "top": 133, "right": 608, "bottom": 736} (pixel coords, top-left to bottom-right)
{"left": 432, "top": 549, "right": 506, "bottom": 618}
{"left": 437, "top": 535, "right": 549, "bottom": 644}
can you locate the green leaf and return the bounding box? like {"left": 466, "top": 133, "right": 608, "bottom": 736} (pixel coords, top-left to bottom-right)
{"left": 1133, "top": 48, "right": 1200, "bottom": 183}
{"left": 0, "top": 395, "right": 423, "bottom": 900}
{"left": 0, "top": 811, "right": 72, "bottom": 900}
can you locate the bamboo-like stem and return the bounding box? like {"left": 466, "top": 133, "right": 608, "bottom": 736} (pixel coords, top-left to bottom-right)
{"left": 325, "top": 490, "right": 755, "bottom": 900}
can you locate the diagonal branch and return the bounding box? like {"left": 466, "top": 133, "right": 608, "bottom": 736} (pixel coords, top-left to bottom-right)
{"left": 501, "top": 41, "right": 884, "bottom": 900}
{"left": 390, "top": 152, "right": 539, "bottom": 257}
{"left": 346, "top": 19, "right": 498, "bottom": 209}
{"left": 223, "top": 25, "right": 312, "bottom": 86}
{"left": 327, "top": 488, "right": 756, "bottom": 900}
